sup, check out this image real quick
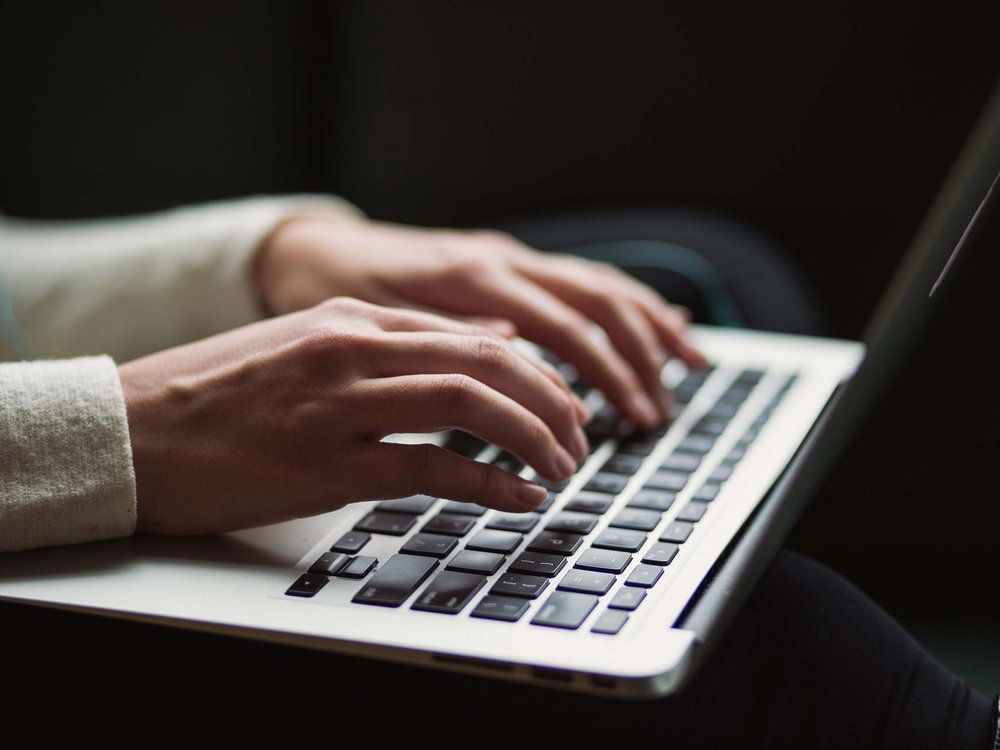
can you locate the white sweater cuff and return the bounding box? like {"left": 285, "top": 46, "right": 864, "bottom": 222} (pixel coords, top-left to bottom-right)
{"left": 0, "top": 356, "right": 136, "bottom": 551}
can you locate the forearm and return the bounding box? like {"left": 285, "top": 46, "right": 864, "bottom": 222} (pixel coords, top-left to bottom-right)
{"left": 0, "top": 194, "right": 362, "bottom": 362}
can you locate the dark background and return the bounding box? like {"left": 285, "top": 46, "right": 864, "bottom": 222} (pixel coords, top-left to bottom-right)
{"left": 1, "top": 0, "right": 997, "bottom": 696}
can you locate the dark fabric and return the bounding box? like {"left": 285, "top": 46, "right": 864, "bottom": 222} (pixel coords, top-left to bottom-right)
{"left": 3, "top": 551, "right": 991, "bottom": 747}
{"left": 352, "top": 550, "right": 994, "bottom": 749}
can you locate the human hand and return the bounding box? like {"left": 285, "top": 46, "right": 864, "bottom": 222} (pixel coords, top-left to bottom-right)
{"left": 119, "top": 298, "right": 588, "bottom": 535}
{"left": 255, "top": 218, "right": 708, "bottom": 429}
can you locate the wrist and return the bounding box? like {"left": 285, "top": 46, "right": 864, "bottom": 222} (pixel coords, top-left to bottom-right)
{"left": 253, "top": 214, "right": 360, "bottom": 316}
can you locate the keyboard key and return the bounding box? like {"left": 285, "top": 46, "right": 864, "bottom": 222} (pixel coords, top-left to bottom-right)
{"left": 723, "top": 446, "right": 746, "bottom": 464}
{"left": 527, "top": 531, "right": 583, "bottom": 556}
{"left": 466, "top": 529, "right": 523, "bottom": 554}
{"left": 532, "top": 591, "right": 599, "bottom": 630}
{"left": 735, "top": 369, "right": 765, "bottom": 386}
{"left": 338, "top": 555, "right": 378, "bottom": 578}
{"left": 585, "top": 407, "right": 625, "bottom": 442}
{"left": 447, "top": 549, "right": 505, "bottom": 575}
{"left": 352, "top": 554, "right": 438, "bottom": 607}
{"left": 564, "top": 491, "right": 614, "bottom": 515}
{"left": 558, "top": 570, "right": 615, "bottom": 596}
{"left": 660, "top": 453, "right": 701, "bottom": 472}
{"left": 710, "top": 465, "right": 733, "bottom": 483}
{"left": 492, "top": 451, "right": 524, "bottom": 474}
{"left": 536, "top": 477, "right": 570, "bottom": 492}
{"left": 411, "top": 570, "right": 486, "bottom": 614}
{"left": 443, "top": 431, "right": 487, "bottom": 458}
{"left": 616, "top": 437, "right": 659, "bottom": 457}
{"left": 676, "top": 502, "right": 709, "bottom": 523}
{"left": 645, "top": 470, "right": 689, "bottom": 492}
{"left": 441, "top": 501, "right": 488, "bottom": 516}
{"left": 330, "top": 530, "right": 370, "bottom": 554}
{"left": 609, "top": 587, "right": 647, "bottom": 611}
{"left": 376, "top": 495, "right": 437, "bottom": 514}
{"left": 285, "top": 573, "right": 328, "bottom": 597}
{"left": 602, "top": 453, "right": 645, "bottom": 474}
{"left": 625, "top": 564, "right": 664, "bottom": 588}
{"left": 692, "top": 417, "right": 729, "bottom": 436}
{"left": 487, "top": 512, "right": 540, "bottom": 533}
{"left": 546, "top": 511, "right": 598, "bottom": 535}
{"left": 574, "top": 548, "right": 632, "bottom": 574}
{"left": 355, "top": 511, "right": 417, "bottom": 536}
{"left": 308, "top": 552, "right": 350, "bottom": 576}
{"left": 471, "top": 595, "right": 530, "bottom": 622}
{"left": 660, "top": 521, "right": 694, "bottom": 543}
{"left": 536, "top": 492, "right": 557, "bottom": 512}
{"left": 693, "top": 483, "right": 722, "bottom": 502}
{"left": 642, "top": 542, "right": 679, "bottom": 565}
{"left": 508, "top": 551, "right": 567, "bottom": 578}
{"left": 591, "top": 610, "right": 629, "bottom": 635}
{"left": 628, "top": 489, "right": 676, "bottom": 512}
{"left": 583, "top": 472, "right": 630, "bottom": 495}
{"left": 678, "top": 435, "right": 715, "bottom": 454}
{"left": 672, "top": 387, "right": 697, "bottom": 405}
{"left": 705, "top": 401, "right": 741, "bottom": 420}
{"left": 592, "top": 528, "right": 647, "bottom": 552}
{"left": 491, "top": 572, "right": 549, "bottom": 599}
{"left": 609, "top": 508, "right": 662, "bottom": 532}
{"left": 422, "top": 513, "right": 477, "bottom": 537}
{"left": 400, "top": 533, "right": 459, "bottom": 558}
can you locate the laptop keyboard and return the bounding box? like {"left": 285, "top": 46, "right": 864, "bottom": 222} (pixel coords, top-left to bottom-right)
{"left": 285, "top": 363, "right": 796, "bottom": 635}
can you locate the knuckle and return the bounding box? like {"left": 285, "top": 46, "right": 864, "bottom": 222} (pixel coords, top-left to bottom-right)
{"left": 472, "top": 336, "right": 509, "bottom": 370}
{"left": 436, "top": 373, "right": 480, "bottom": 408}
{"left": 297, "top": 323, "right": 378, "bottom": 364}
{"left": 478, "top": 464, "right": 507, "bottom": 498}
{"left": 412, "top": 443, "right": 438, "bottom": 477}
{"left": 318, "top": 296, "right": 366, "bottom": 315}
{"left": 446, "top": 255, "right": 495, "bottom": 282}
{"left": 526, "top": 415, "right": 553, "bottom": 455}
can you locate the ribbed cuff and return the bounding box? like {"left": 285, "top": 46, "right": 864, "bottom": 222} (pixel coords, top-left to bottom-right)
{"left": 0, "top": 356, "right": 136, "bottom": 551}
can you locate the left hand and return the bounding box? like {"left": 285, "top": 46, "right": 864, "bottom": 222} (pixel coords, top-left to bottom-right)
{"left": 255, "top": 217, "right": 708, "bottom": 428}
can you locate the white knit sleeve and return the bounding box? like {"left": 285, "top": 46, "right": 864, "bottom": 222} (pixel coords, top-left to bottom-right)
{"left": 0, "top": 356, "right": 135, "bottom": 551}
{"left": 0, "top": 194, "right": 363, "bottom": 363}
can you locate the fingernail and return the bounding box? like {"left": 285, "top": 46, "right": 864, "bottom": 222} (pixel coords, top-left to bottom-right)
{"left": 573, "top": 394, "right": 590, "bottom": 423}
{"left": 515, "top": 482, "right": 549, "bottom": 508}
{"left": 555, "top": 446, "right": 577, "bottom": 478}
{"left": 516, "top": 482, "right": 548, "bottom": 508}
{"left": 631, "top": 393, "right": 660, "bottom": 427}
{"left": 572, "top": 427, "right": 589, "bottom": 460}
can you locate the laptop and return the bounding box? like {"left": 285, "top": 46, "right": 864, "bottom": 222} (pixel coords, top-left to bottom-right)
{"left": 1, "top": 82, "right": 997, "bottom": 699}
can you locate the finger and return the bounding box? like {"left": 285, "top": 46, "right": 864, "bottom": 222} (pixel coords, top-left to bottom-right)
{"left": 371, "top": 307, "right": 588, "bottom": 423}
{"left": 346, "top": 374, "right": 579, "bottom": 481}
{"left": 337, "top": 442, "right": 550, "bottom": 512}
{"left": 367, "top": 288, "right": 522, "bottom": 339}
{"left": 456, "top": 271, "right": 662, "bottom": 428}
{"left": 591, "top": 266, "right": 709, "bottom": 367}
{"left": 461, "top": 316, "right": 518, "bottom": 338}
{"left": 372, "top": 332, "right": 588, "bottom": 458}
{"left": 509, "top": 265, "right": 675, "bottom": 419}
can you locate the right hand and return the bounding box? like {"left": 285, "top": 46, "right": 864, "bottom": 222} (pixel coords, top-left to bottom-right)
{"left": 119, "top": 297, "right": 589, "bottom": 536}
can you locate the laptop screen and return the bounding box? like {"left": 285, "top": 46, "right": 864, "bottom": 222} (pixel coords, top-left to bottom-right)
{"left": 860, "top": 79, "right": 1000, "bottom": 388}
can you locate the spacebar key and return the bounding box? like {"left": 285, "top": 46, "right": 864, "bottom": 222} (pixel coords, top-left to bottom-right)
{"left": 352, "top": 554, "right": 438, "bottom": 607}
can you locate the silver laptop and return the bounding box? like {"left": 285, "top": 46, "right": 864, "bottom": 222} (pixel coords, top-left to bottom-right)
{"left": 1, "top": 82, "right": 997, "bottom": 699}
